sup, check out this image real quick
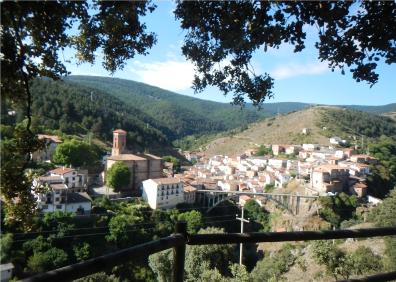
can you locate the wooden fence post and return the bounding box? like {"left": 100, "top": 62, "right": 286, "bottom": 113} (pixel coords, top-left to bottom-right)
{"left": 173, "top": 221, "right": 187, "bottom": 282}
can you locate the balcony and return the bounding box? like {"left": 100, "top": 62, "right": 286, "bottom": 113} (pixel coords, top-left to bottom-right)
{"left": 21, "top": 224, "right": 396, "bottom": 282}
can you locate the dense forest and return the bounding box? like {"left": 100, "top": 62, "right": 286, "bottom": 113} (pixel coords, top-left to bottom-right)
{"left": 26, "top": 79, "right": 171, "bottom": 153}
{"left": 317, "top": 108, "right": 396, "bottom": 141}
{"left": 66, "top": 76, "right": 269, "bottom": 139}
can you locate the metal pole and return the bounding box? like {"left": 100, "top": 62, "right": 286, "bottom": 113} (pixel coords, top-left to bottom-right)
{"left": 236, "top": 206, "right": 249, "bottom": 265}
{"left": 173, "top": 221, "right": 187, "bottom": 282}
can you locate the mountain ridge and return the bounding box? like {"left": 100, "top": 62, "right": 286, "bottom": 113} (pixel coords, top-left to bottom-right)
{"left": 67, "top": 75, "right": 396, "bottom": 115}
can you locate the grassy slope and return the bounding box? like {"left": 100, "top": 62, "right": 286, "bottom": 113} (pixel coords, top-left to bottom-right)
{"left": 205, "top": 107, "right": 329, "bottom": 156}
{"left": 204, "top": 106, "right": 396, "bottom": 156}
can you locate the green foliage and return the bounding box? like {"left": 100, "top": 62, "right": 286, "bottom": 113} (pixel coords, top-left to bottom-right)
{"left": 244, "top": 200, "right": 270, "bottom": 231}
{"left": 312, "top": 241, "right": 382, "bottom": 279}
{"left": 148, "top": 249, "right": 173, "bottom": 282}
{"left": 251, "top": 244, "right": 296, "bottom": 282}
{"left": 367, "top": 137, "right": 396, "bottom": 198}
{"left": 318, "top": 193, "right": 358, "bottom": 228}
{"left": 0, "top": 127, "right": 43, "bottom": 228}
{"left": 185, "top": 227, "right": 235, "bottom": 280}
{"left": 177, "top": 210, "right": 203, "bottom": 234}
{"left": 318, "top": 108, "right": 396, "bottom": 141}
{"left": 370, "top": 188, "right": 396, "bottom": 270}
{"left": 349, "top": 246, "right": 382, "bottom": 275}
{"left": 175, "top": 2, "right": 395, "bottom": 105}
{"left": 52, "top": 139, "right": 99, "bottom": 167}
{"left": 0, "top": 233, "right": 13, "bottom": 263}
{"left": 27, "top": 248, "right": 68, "bottom": 273}
{"left": 106, "top": 208, "right": 147, "bottom": 247}
{"left": 30, "top": 79, "right": 170, "bottom": 151}
{"left": 228, "top": 264, "right": 250, "bottom": 282}
{"left": 255, "top": 145, "right": 272, "bottom": 156}
{"left": 106, "top": 162, "right": 131, "bottom": 192}
{"left": 73, "top": 242, "right": 91, "bottom": 262}
{"left": 311, "top": 240, "right": 352, "bottom": 279}
{"left": 67, "top": 76, "right": 267, "bottom": 141}
{"left": 1, "top": 0, "right": 157, "bottom": 228}
{"left": 264, "top": 184, "right": 275, "bottom": 192}
{"left": 75, "top": 272, "right": 120, "bottom": 282}
{"left": 163, "top": 155, "right": 181, "bottom": 173}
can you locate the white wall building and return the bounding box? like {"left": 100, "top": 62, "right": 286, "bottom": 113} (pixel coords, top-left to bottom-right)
{"left": 1, "top": 263, "right": 14, "bottom": 282}
{"left": 142, "top": 178, "right": 184, "bottom": 209}
{"left": 49, "top": 167, "right": 87, "bottom": 192}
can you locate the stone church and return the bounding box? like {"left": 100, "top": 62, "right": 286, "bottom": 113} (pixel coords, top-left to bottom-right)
{"left": 106, "top": 129, "right": 163, "bottom": 196}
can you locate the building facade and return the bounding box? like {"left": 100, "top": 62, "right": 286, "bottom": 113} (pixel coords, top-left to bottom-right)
{"left": 142, "top": 178, "right": 184, "bottom": 209}
{"left": 106, "top": 129, "right": 163, "bottom": 196}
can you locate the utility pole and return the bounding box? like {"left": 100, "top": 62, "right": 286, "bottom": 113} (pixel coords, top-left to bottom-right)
{"left": 236, "top": 205, "right": 249, "bottom": 265}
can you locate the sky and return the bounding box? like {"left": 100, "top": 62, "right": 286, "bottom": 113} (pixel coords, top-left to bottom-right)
{"left": 65, "top": 1, "right": 396, "bottom": 106}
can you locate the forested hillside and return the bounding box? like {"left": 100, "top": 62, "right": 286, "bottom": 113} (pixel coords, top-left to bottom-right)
{"left": 317, "top": 108, "right": 396, "bottom": 140}
{"left": 66, "top": 76, "right": 268, "bottom": 139}
{"left": 29, "top": 79, "right": 171, "bottom": 153}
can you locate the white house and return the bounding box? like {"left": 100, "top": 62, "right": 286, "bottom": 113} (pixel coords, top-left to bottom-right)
{"left": 35, "top": 183, "right": 92, "bottom": 214}
{"left": 142, "top": 178, "right": 184, "bottom": 209}
{"left": 0, "top": 263, "right": 14, "bottom": 282}
{"left": 49, "top": 167, "right": 87, "bottom": 192}
{"left": 330, "top": 136, "right": 342, "bottom": 145}
{"left": 302, "top": 144, "right": 320, "bottom": 151}
{"left": 268, "top": 159, "right": 287, "bottom": 169}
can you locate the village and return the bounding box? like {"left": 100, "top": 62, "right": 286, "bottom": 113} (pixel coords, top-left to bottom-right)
{"left": 30, "top": 128, "right": 382, "bottom": 216}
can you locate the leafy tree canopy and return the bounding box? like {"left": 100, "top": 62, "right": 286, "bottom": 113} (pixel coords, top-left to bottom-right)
{"left": 367, "top": 137, "right": 396, "bottom": 198}
{"left": 52, "top": 139, "right": 99, "bottom": 168}
{"left": 318, "top": 193, "right": 358, "bottom": 228}
{"left": 2, "top": 0, "right": 395, "bottom": 227}
{"left": 175, "top": 1, "right": 396, "bottom": 105}
{"left": 106, "top": 162, "right": 131, "bottom": 192}
{"left": 177, "top": 210, "right": 203, "bottom": 234}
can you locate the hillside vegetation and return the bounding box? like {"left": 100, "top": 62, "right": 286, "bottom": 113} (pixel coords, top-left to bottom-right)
{"left": 204, "top": 107, "right": 396, "bottom": 156}
{"left": 317, "top": 107, "right": 396, "bottom": 140}
{"left": 29, "top": 79, "right": 172, "bottom": 154}
{"left": 66, "top": 76, "right": 268, "bottom": 139}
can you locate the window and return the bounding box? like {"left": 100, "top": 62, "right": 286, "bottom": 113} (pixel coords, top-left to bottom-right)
{"left": 56, "top": 205, "right": 62, "bottom": 209}
{"left": 42, "top": 204, "right": 48, "bottom": 210}
{"left": 55, "top": 197, "right": 60, "bottom": 202}
{"left": 72, "top": 177, "right": 75, "bottom": 181}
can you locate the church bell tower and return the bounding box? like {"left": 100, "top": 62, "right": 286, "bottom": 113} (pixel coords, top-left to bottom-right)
{"left": 112, "top": 129, "right": 127, "bottom": 156}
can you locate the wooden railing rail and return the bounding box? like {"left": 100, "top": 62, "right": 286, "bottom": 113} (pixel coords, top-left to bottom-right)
{"left": 21, "top": 233, "right": 185, "bottom": 282}
{"left": 20, "top": 224, "right": 396, "bottom": 282}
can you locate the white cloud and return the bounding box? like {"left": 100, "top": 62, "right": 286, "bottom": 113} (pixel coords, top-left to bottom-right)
{"left": 129, "top": 60, "right": 195, "bottom": 91}
{"left": 271, "top": 62, "right": 328, "bottom": 80}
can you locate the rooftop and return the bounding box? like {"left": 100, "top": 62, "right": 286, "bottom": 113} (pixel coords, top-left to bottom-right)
{"left": 50, "top": 167, "right": 75, "bottom": 175}
{"left": 314, "top": 164, "right": 347, "bottom": 173}
{"left": 67, "top": 192, "right": 92, "bottom": 203}
{"left": 108, "top": 154, "right": 146, "bottom": 161}
{"left": 184, "top": 185, "right": 197, "bottom": 192}
{"left": 37, "top": 134, "right": 62, "bottom": 143}
{"left": 0, "top": 263, "right": 14, "bottom": 271}
{"left": 151, "top": 178, "right": 182, "bottom": 185}
{"left": 113, "top": 129, "right": 127, "bottom": 134}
